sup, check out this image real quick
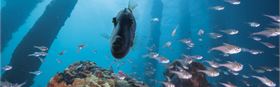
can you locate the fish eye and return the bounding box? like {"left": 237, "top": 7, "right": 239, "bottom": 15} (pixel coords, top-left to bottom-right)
{"left": 112, "top": 17, "right": 117, "bottom": 26}
{"left": 129, "top": 18, "right": 134, "bottom": 25}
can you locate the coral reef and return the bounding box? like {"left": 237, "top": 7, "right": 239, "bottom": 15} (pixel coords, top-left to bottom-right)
{"left": 48, "top": 61, "right": 147, "bottom": 87}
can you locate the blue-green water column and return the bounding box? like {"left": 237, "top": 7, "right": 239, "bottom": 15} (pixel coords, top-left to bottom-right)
{"left": 1, "top": 0, "right": 43, "bottom": 51}
{"left": 144, "top": 0, "right": 163, "bottom": 86}
{"left": 1, "top": 0, "right": 78, "bottom": 86}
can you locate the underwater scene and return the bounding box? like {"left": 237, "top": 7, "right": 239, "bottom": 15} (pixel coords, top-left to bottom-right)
{"left": 1, "top": 0, "right": 279, "bottom": 87}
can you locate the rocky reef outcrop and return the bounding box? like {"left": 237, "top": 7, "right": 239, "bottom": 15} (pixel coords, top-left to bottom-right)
{"left": 48, "top": 61, "right": 147, "bottom": 87}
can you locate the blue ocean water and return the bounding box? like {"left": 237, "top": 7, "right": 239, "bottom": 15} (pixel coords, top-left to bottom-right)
{"left": 1, "top": 0, "right": 279, "bottom": 87}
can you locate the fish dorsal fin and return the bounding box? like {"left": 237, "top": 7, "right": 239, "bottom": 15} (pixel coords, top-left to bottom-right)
{"left": 226, "top": 61, "right": 233, "bottom": 63}
{"left": 262, "top": 76, "right": 269, "bottom": 79}
{"left": 128, "top": 0, "right": 137, "bottom": 11}
{"left": 223, "top": 43, "right": 232, "bottom": 46}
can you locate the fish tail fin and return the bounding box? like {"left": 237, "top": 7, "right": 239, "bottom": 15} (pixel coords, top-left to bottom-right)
{"left": 128, "top": 0, "right": 137, "bottom": 11}
{"left": 33, "top": 46, "right": 38, "bottom": 48}
{"left": 250, "top": 32, "right": 259, "bottom": 37}
{"left": 251, "top": 75, "right": 258, "bottom": 78}
{"left": 222, "top": 43, "right": 231, "bottom": 46}
{"left": 38, "top": 57, "right": 44, "bottom": 63}
{"left": 142, "top": 54, "right": 150, "bottom": 58}
{"left": 219, "top": 30, "right": 225, "bottom": 33}
{"left": 208, "top": 48, "right": 216, "bottom": 53}
{"left": 264, "top": 14, "right": 272, "bottom": 18}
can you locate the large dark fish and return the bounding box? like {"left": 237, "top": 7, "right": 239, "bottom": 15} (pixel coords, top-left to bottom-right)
{"left": 111, "top": 7, "right": 136, "bottom": 59}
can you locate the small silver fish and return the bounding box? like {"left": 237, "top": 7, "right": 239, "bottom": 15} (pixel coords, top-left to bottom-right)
{"left": 219, "top": 61, "right": 243, "bottom": 72}
{"left": 224, "top": 0, "right": 240, "bottom": 5}
{"left": 252, "top": 75, "right": 276, "bottom": 87}
{"left": 255, "top": 68, "right": 266, "bottom": 73}
{"left": 0, "top": 81, "right": 26, "bottom": 87}
{"left": 251, "top": 28, "right": 280, "bottom": 37}
{"left": 220, "top": 29, "right": 239, "bottom": 35}
{"left": 220, "top": 82, "right": 237, "bottom": 87}
{"left": 198, "top": 68, "right": 220, "bottom": 77}
{"left": 151, "top": 17, "right": 160, "bottom": 23}
{"left": 116, "top": 71, "right": 126, "bottom": 80}
{"left": 198, "top": 29, "right": 205, "bottom": 41}
{"left": 204, "top": 60, "right": 220, "bottom": 68}
{"left": 163, "top": 41, "right": 172, "bottom": 48}
{"left": 181, "top": 57, "right": 194, "bottom": 64}
{"left": 162, "top": 82, "right": 175, "bottom": 87}
{"left": 209, "top": 43, "right": 242, "bottom": 55}
{"left": 171, "top": 25, "right": 178, "bottom": 37}
{"left": 274, "top": 67, "right": 280, "bottom": 71}
{"left": 182, "top": 54, "right": 203, "bottom": 60}
{"left": 250, "top": 36, "right": 262, "bottom": 41}
{"left": 29, "top": 71, "right": 42, "bottom": 76}
{"left": 260, "top": 66, "right": 273, "bottom": 72}
{"left": 210, "top": 6, "right": 225, "bottom": 11}
{"left": 198, "top": 29, "right": 205, "bottom": 36}
{"left": 28, "top": 52, "right": 48, "bottom": 57}
{"left": 180, "top": 38, "right": 194, "bottom": 48}
{"left": 77, "top": 44, "right": 85, "bottom": 52}
{"left": 259, "top": 41, "right": 276, "bottom": 48}
{"left": 145, "top": 52, "right": 170, "bottom": 64}
{"left": 144, "top": 52, "right": 160, "bottom": 59}
{"left": 248, "top": 22, "right": 261, "bottom": 27}
{"left": 249, "top": 64, "right": 266, "bottom": 73}
{"left": 34, "top": 46, "right": 48, "bottom": 52}
{"left": 249, "top": 50, "right": 263, "bottom": 55}
{"left": 170, "top": 70, "right": 192, "bottom": 79}
{"left": 264, "top": 15, "right": 280, "bottom": 22}
{"left": 156, "top": 56, "right": 170, "bottom": 64}
{"left": 2, "top": 65, "right": 13, "bottom": 71}
{"left": 242, "top": 48, "right": 263, "bottom": 55}
{"left": 209, "top": 32, "right": 223, "bottom": 39}
{"left": 191, "top": 55, "right": 203, "bottom": 60}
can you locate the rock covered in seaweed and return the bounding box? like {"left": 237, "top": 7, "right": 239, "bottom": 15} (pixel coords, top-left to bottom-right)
{"left": 48, "top": 61, "right": 147, "bottom": 87}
